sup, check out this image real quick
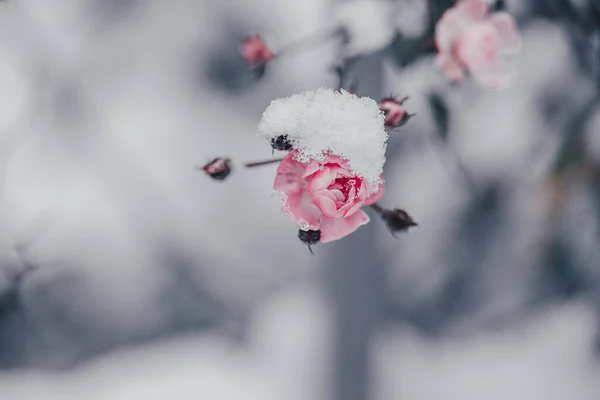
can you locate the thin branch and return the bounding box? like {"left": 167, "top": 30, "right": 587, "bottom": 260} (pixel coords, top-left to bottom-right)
{"left": 275, "top": 28, "right": 345, "bottom": 60}
{"left": 369, "top": 203, "right": 384, "bottom": 214}
{"left": 244, "top": 157, "right": 284, "bottom": 168}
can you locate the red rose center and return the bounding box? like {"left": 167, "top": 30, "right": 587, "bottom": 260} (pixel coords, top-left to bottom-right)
{"left": 328, "top": 175, "right": 362, "bottom": 202}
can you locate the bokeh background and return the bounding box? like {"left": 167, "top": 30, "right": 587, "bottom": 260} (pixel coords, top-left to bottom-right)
{"left": 0, "top": 0, "right": 599, "bottom": 399}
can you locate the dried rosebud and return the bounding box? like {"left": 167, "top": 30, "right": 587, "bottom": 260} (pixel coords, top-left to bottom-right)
{"left": 379, "top": 96, "right": 414, "bottom": 128}
{"left": 380, "top": 209, "right": 417, "bottom": 237}
{"left": 270, "top": 135, "right": 294, "bottom": 153}
{"left": 200, "top": 157, "right": 232, "bottom": 181}
{"left": 241, "top": 35, "right": 275, "bottom": 67}
{"left": 298, "top": 229, "right": 320, "bottom": 254}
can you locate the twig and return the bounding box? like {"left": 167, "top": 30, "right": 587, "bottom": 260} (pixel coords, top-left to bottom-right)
{"left": 369, "top": 203, "right": 384, "bottom": 214}
{"left": 276, "top": 28, "right": 345, "bottom": 60}
{"left": 244, "top": 157, "right": 284, "bottom": 168}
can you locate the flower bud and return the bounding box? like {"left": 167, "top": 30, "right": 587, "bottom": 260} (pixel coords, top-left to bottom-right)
{"left": 380, "top": 208, "right": 417, "bottom": 237}
{"left": 379, "top": 96, "right": 414, "bottom": 128}
{"left": 298, "top": 229, "right": 320, "bottom": 254}
{"left": 241, "top": 35, "right": 275, "bottom": 67}
{"left": 270, "top": 135, "right": 294, "bottom": 152}
{"left": 200, "top": 157, "right": 232, "bottom": 181}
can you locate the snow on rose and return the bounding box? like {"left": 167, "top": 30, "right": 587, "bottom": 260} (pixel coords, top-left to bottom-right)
{"left": 256, "top": 88, "right": 416, "bottom": 250}
{"left": 200, "top": 87, "right": 417, "bottom": 251}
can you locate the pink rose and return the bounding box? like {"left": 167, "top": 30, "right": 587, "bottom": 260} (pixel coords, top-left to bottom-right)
{"left": 273, "top": 150, "right": 384, "bottom": 243}
{"left": 434, "top": 0, "right": 520, "bottom": 88}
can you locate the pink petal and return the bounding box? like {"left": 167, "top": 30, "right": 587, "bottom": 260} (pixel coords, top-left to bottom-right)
{"left": 364, "top": 180, "right": 385, "bottom": 205}
{"left": 457, "top": 0, "right": 489, "bottom": 20}
{"left": 435, "top": 53, "right": 466, "bottom": 82}
{"left": 308, "top": 166, "right": 336, "bottom": 193}
{"left": 435, "top": 8, "right": 467, "bottom": 51}
{"left": 472, "top": 60, "right": 517, "bottom": 89}
{"left": 435, "top": 0, "right": 488, "bottom": 52}
{"left": 319, "top": 210, "right": 371, "bottom": 243}
{"left": 273, "top": 157, "right": 308, "bottom": 194}
{"left": 301, "top": 159, "right": 321, "bottom": 178}
{"left": 491, "top": 13, "right": 521, "bottom": 52}
{"left": 336, "top": 199, "right": 361, "bottom": 217}
{"left": 455, "top": 23, "right": 502, "bottom": 74}
{"left": 273, "top": 151, "right": 322, "bottom": 229}
{"left": 330, "top": 189, "right": 345, "bottom": 202}
{"left": 312, "top": 192, "right": 342, "bottom": 218}
{"left": 322, "top": 153, "right": 351, "bottom": 169}
{"left": 283, "top": 191, "right": 322, "bottom": 230}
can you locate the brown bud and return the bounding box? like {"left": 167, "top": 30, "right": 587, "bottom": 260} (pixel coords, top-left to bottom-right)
{"left": 381, "top": 208, "right": 417, "bottom": 237}
{"left": 200, "top": 157, "right": 232, "bottom": 181}
{"left": 298, "top": 229, "right": 320, "bottom": 254}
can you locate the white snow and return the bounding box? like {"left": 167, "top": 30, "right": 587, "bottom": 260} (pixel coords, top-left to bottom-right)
{"left": 257, "top": 87, "right": 388, "bottom": 190}
{"left": 332, "top": 0, "right": 396, "bottom": 56}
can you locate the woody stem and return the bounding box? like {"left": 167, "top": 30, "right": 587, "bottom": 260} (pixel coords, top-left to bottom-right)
{"left": 368, "top": 203, "right": 384, "bottom": 214}
{"left": 276, "top": 27, "right": 345, "bottom": 59}
{"left": 244, "top": 158, "right": 285, "bottom": 168}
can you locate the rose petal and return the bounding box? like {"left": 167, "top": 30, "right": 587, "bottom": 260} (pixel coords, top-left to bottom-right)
{"left": 308, "top": 167, "right": 347, "bottom": 218}
{"left": 330, "top": 189, "right": 345, "bottom": 202}
{"left": 312, "top": 192, "right": 342, "bottom": 218}
{"left": 364, "top": 179, "right": 385, "bottom": 205}
{"left": 322, "top": 153, "right": 351, "bottom": 169}
{"left": 337, "top": 199, "right": 361, "bottom": 217}
{"left": 457, "top": 0, "right": 489, "bottom": 20}
{"left": 491, "top": 12, "right": 521, "bottom": 52}
{"left": 435, "top": 53, "right": 466, "bottom": 82}
{"left": 273, "top": 152, "right": 308, "bottom": 194}
{"left": 320, "top": 210, "right": 371, "bottom": 243}
{"left": 435, "top": 8, "right": 467, "bottom": 51}
{"left": 455, "top": 23, "right": 502, "bottom": 74}
{"left": 308, "top": 166, "right": 338, "bottom": 193}
{"left": 302, "top": 159, "right": 322, "bottom": 178}
{"left": 282, "top": 191, "right": 322, "bottom": 230}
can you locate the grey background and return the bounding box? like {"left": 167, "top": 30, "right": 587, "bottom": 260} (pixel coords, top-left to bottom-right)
{"left": 0, "top": 0, "right": 599, "bottom": 399}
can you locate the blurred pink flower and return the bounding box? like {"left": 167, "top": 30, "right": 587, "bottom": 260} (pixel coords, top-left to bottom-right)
{"left": 434, "top": 0, "right": 521, "bottom": 88}
{"left": 241, "top": 35, "right": 275, "bottom": 66}
{"left": 274, "top": 150, "right": 384, "bottom": 243}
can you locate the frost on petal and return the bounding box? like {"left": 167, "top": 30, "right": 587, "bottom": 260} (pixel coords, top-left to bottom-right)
{"left": 491, "top": 12, "right": 521, "bottom": 52}
{"left": 273, "top": 152, "right": 322, "bottom": 230}
{"left": 472, "top": 60, "right": 517, "bottom": 89}
{"left": 364, "top": 180, "right": 385, "bottom": 205}
{"left": 320, "top": 210, "right": 370, "bottom": 243}
{"left": 257, "top": 88, "right": 388, "bottom": 192}
{"left": 333, "top": 0, "right": 396, "bottom": 56}
{"left": 301, "top": 160, "right": 322, "bottom": 179}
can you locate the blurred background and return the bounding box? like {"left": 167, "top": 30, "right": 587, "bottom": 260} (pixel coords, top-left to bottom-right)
{"left": 0, "top": 0, "right": 599, "bottom": 399}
